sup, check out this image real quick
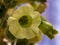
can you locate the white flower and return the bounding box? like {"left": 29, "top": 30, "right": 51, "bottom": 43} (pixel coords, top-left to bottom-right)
{"left": 7, "top": 4, "right": 42, "bottom": 43}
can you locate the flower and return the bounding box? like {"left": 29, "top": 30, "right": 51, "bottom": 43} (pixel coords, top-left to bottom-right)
{"left": 7, "top": 4, "right": 42, "bottom": 43}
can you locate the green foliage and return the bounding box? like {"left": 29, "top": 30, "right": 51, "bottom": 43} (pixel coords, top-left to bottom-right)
{"left": 37, "top": 0, "right": 47, "bottom": 3}
{"left": 6, "top": 30, "right": 15, "bottom": 41}
{"left": 0, "top": 41, "right": 7, "bottom": 45}
{"left": 0, "top": 4, "right": 7, "bottom": 18}
{"left": 16, "top": 39, "right": 34, "bottom": 45}
{"left": 30, "top": 0, "right": 47, "bottom": 3}
{"left": 4, "top": 0, "right": 17, "bottom": 8}
{"left": 16, "top": 39, "right": 29, "bottom": 45}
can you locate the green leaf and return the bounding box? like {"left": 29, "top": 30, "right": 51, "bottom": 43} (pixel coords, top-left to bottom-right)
{"left": 30, "top": 0, "right": 47, "bottom": 3}
{"left": 6, "top": 30, "right": 15, "bottom": 41}
{"left": 0, "top": 41, "right": 7, "bottom": 45}
{"left": 0, "top": 4, "right": 7, "bottom": 18}
{"left": 37, "top": 0, "right": 47, "bottom": 3}
{"left": 4, "top": 0, "right": 18, "bottom": 8}
{"left": 16, "top": 39, "right": 30, "bottom": 45}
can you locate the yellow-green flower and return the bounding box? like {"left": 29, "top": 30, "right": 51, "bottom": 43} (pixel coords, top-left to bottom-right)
{"left": 7, "top": 4, "right": 42, "bottom": 43}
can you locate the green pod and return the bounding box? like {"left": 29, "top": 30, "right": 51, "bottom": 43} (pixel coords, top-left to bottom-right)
{"left": 50, "top": 28, "right": 58, "bottom": 35}
{"left": 39, "top": 21, "right": 53, "bottom": 33}
{"left": 47, "top": 28, "right": 58, "bottom": 39}
{"left": 38, "top": 21, "right": 58, "bottom": 39}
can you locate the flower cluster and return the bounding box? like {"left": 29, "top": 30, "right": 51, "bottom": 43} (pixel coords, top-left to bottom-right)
{"left": 7, "top": 4, "right": 58, "bottom": 44}
{"left": 7, "top": 4, "right": 42, "bottom": 43}
{"left": 0, "top": 0, "right": 58, "bottom": 45}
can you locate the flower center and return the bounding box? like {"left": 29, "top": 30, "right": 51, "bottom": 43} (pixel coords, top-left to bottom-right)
{"left": 19, "top": 15, "right": 32, "bottom": 28}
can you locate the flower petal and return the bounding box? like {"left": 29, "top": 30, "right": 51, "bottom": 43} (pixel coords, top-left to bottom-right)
{"left": 7, "top": 17, "right": 21, "bottom": 37}
{"left": 30, "top": 25, "right": 42, "bottom": 42}
{"left": 12, "top": 4, "right": 34, "bottom": 20}
{"left": 30, "top": 11, "right": 41, "bottom": 26}
{"left": 7, "top": 17, "right": 35, "bottom": 39}
{"left": 16, "top": 28, "right": 35, "bottom": 39}
{"left": 7, "top": 4, "right": 42, "bottom": 40}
